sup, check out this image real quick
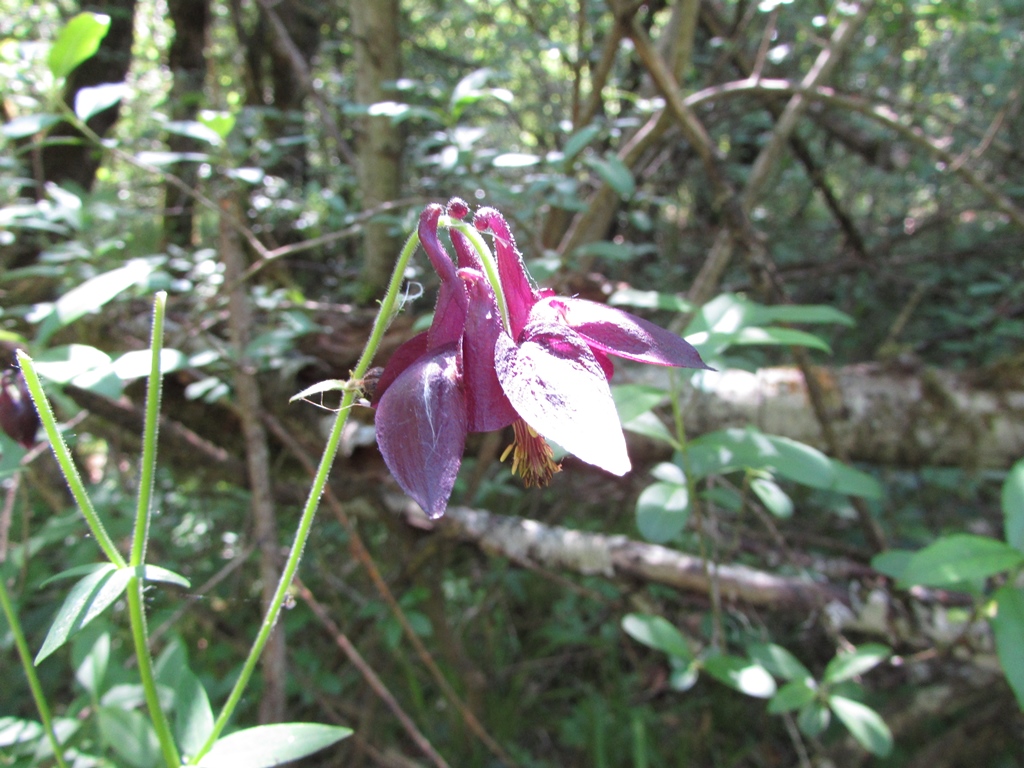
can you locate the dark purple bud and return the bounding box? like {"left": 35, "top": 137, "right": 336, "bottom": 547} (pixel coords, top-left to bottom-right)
{"left": 0, "top": 369, "right": 38, "bottom": 448}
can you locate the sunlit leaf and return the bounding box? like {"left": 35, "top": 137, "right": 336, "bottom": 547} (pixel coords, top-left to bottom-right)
{"left": 899, "top": 534, "right": 1024, "bottom": 588}
{"left": 197, "top": 723, "right": 352, "bottom": 767}
{"left": 1, "top": 113, "right": 62, "bottom": 138}
{"left": 636, "top": 481, "right": 689, "bottom": 543}
{"left": 829, "top": 695, "right": 893, "bottom": 757}
{"left": 991, "top": 585, "right": 1024, "bottom": 710}
{"left": 747, "top": 642, "right": 812, "bottom": 681}
{"left": 608, "top": 288, "right": 693, "bottom": 313}
{"left": 822, "top": 643, "right": 890, "bottom": 684}
{"left": 48, "top": 12, "right": 111, "bottom": 80}
{"left": 621, "top": 613, "right": 693, "bottom": 661}
{"left": 750, "top": 476, "right": 793, "bottom": 517}
{"left": 36, "top": 564, "right": 132, "bottom": 664}
{"left": 74, "top": 83, "right": 129, "bottom": 121}
{"left": 768, "top": 679, "right": 817, "bottom": 713}
{"left": 97, "top": 707, "right": 161, "bottom": 768}
{"left": 702, "top": 655, "right": 777, "bottom": 698}
{"left": 612, "top": 384, "right": 668, "bottom": 423}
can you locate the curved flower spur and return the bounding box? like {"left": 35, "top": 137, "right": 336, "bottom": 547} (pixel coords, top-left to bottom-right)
{"left": 372, "top": 199, "right": 711, "bottom": 518}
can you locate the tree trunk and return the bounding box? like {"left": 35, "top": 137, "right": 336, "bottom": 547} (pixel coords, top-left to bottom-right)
{"left": 350, "top": 0, "right": 403, "bottom": 296}
{"left": 163, "top": 0, "right": 210, "bottom": 248}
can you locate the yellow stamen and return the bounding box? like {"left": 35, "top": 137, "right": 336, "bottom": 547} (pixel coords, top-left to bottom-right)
{"left": 502, "top": 419, "right": 561, "bottom": 488}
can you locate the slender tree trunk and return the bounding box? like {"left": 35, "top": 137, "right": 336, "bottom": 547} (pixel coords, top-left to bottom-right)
{"left": 164, "top": 0, "right": 210, "bottom": 248}
{"left": 350, "top": 0, "right": 403, "bottom": 296}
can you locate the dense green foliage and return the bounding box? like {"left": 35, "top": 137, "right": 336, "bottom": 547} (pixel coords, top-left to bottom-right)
{"left": 2, "top": 1, "right": 1023, "bottom": 766}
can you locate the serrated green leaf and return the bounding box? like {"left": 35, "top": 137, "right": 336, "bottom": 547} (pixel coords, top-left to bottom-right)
{"left": 36, "top": 564, "right": 132, "bottom": 664}
{"left": 48, "top": 13, "right": 111, "bottom": 80}
{"left": 1003, "top": 460, "right": 1024, "bottom": 553}
{"left": 97, "top": 707, "right": 161, "bottom": 768}
{"left": 702, "top": 655, "right": 777, "bottom": 698}
{"left": 621, "top": 613, "right": 692, "bottom": 661}
{"left": 822, "top": 643, "right": 890, "bottom": 684}
{"left": 899, "top": 534, "right": 1024, "bottom": 588}
{"left": 991, "top": 586, "right": 1024, "bottom": 710}
{"left": 828, "top": 695, "right": 893, "bottom": 757}
{"left": 197, "top": 722, "right": 352, "bottom": 767}
{"left": 768, "top": 679, "right": 818, "bottom": 713}
{"left": 636, "top": 481, "right": 689, "bottom": 543}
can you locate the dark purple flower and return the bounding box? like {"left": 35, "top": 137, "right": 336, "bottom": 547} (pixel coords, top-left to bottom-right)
{"left": 373, "top": 201, "right": 710, "bottom": 517}
{"left": 0, "top": 369, "right": 39, "bottom": 448}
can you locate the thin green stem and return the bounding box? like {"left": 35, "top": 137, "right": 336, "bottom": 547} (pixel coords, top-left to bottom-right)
{"left": 0, "top": 577, "right": 70, "bottom": 768}
{"left": 16, "top": 351, "right": 125, "bottom": 568}
{"left": 124, "top": 292, "right": 180, "bottom": 768}
{"left": 444, "top": 218, "right": 508, "bottom": 330}
{"left": 192, "top": 230, "right": 423, "bottom": 763}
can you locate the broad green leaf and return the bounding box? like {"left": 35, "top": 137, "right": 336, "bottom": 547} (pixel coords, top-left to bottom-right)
{"left": 72, "top": 630, "right": 110, "bottom": 695}
{"left": 612, "top": 384, "right": 668, "bottom": 423}
{"left": 74, "top": 83, "right": 129, "bottom": 121}
{"left": 797, "top": 700, "right": 830, "bottom": 737}
{"left": 1003, "top": 460, "right": 1024, "bottom": 552}
{"left": 621, "top": 613, "right": 692, "bottom": 661}
{"left": 751, "top": 476, "right": 793, "bottom": 517}
{"left": 111, "top": 349, "right": 187, "bottom": 381}
{"left": 829, "top": 461, "right": 883, "bottom": 499}
{"left": 733, "top": 326, "right": 832, "bottom": 353}
{"left": 762, "top": 435, "right": 833, "bottom": 488}
{"left": 768, "top": 679, "right": 818, "bottom": 713}
{"left": 97, "top": 707, "right": 161, "bottom": 768}
{"left": 562, "top": 123, "right": 602, "bottom": 161}
{"left": 636, "top": 481, "right": 689, "bottom": 543}
{"left": 621, "top": 411, "right": 678, "bottom": 447}
{"left": 871, "top": 549, "right": 914, "bottom": 580}
{"left": 823, "top": 643, "right": 891, "bottom": 684}
{"left": 197, "top": 723, "right": 352, "bottom": 768}
{"left": 751, "top": 304, "right": 855, "bottom": 327}
{"left": 608, "top": 288, "right": 693, "bottom": 314}
{"left": 585, "top": 153, "right": 635, "bottom": 198}
{"left": 198, "top": 110, "right": 237, "bottom": 139}
{"left": 35, "top": 259, "right": 155, "bottom": 345}
{"left": 651, "top": 461, "right": 685, "bottom": 485}
{"left": 164, "top": 119, "right": 224, "bottom": 146}
{"left": 156, "top": 640, "right": 215, "bottom": 759}
{"left": 1, "top": 113, "right": 62, "bottom": 138}
{"left": 36, "top": 564, "right": 132, "bottom": 664}
{"left": 48, "top": 13, "right": 111, "bottom": 80}
{"left": 991, "top": 586, "right": 1024, "bottom": 710}
{"left": 0, "top": 717, "right": 43, "bottom": 747}
{"left": 668, "top": 658, "right": 700, "bottom": 691}
{"left": 702, "top": 655, "right": 777, "bottom": 698}
{"left": 899, "top": 534, "right": 1024, "bottom": 588}
{"left": 747, "top": 642, "right": 812, "bottom": 681}
{"left": 828, "top": 695, "right": 893, "bottom": 757}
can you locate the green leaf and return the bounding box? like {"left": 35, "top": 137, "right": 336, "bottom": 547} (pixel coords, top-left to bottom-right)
{"left": 585, "top": 153, "right": 635, "bottom": 198}
{"left": 733, "top": 326, "right": 832, "bottom": 353}
{"left": 612, "top": 384, "right": 668, "bottom": 423}
{"left": 608, "top": 288, "right": 693, "bottom": 314}
{"left": 0, "top": 717, "right": 44, "bottom": 747}
{"left": 750, "top": 477, "right": 793, "bottom": 518}
{"left": 97, "top": 707, "right": 161, "bottom": 768}
{"left": 621, "top": 613, "right": 692, "bottom": 661}
{"left": 39, "top": 561, "right": 113, "bottom": 587}
{"left": 747, "top": 642, "right": 812, "bottom": 681}
{"left": 871, "top": 549, "right": 914, "bottom": 580}
{"left": 829, "top": 461, "right": 883, "bottom": 499}
{"left": 822, "top": 643, "right": 891, "bottom": 684}
{"left": 751, "top": 304, "right": 855, "bottom": 327}
{"left": 562, "top": 123, "right": 602, "bottom": 161}
{"left": 702, "top": 655, "right": 777, "bottom": 698}
{"left": 142, "top": 564, "right": 191, "bottom": 589}
{"left": 574, "top": 241, "right": 656, "bottom": 262}
{"left": 197, "top": 723, "right": 352, "bottom": 767}
{"left": 74, "top": 83, "right": 129, "bottom": 121}
{"left": 768, "top": 679, "right": 818, "bottom": 713}
{"left": 111, "top": 349, "right": 187, "bottom": 381}
{"left": 621, "top": 411, "right": 678, "bottom": 447}
{"left": 991, "top": 586, "right": 1024, "bottom": 710}
{"left": 48, "top": 12, "right": 111, "bottom": 80}
{"left": 72, "top": 630, "right": 110, "bottom": 695}
{"left": 164, "top": 119, "right": 225, "bottom": 146}
{"left": 198, "top": 110, "right": 237, "bottom": 139}
{"left": 1003, "top": 459, "right": 1024, "bottom": 552}
{"left": 1, "top": 113, "right": 62, "bottom": 138}
{"left": 828, "top": 695, "right": 893, "bottom": 757}
{"left": 899, "top": 534, "right": 1024, "bottom": 588}
{"left": 156, "top": 640, "right": 215, "bottom": 759}
{"left": 636, "top": 481, "right": 689, "bottom": 543}
{"left": 36, "top": 564, "right": 132, "bottom": 664}
{"left": 797, "top": 700, "right": 830, "bottom": 736}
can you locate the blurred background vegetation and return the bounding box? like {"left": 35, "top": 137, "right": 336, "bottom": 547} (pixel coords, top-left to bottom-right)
{"left": 2, "top": 0, "right": 1024, "bottom": 765}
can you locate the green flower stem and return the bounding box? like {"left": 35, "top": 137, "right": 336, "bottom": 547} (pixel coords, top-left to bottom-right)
{"left": 0, "top": 577, "right": 70, "bottom": 768}
{"left": 444, "top": 217, "right": 508, "bottom": 330}
{"left": 16, "top": 351, "right": 126, "bottom": 569}
{"left": 125, "top": 292, "right": 180, "bottom": 768}
{"left": 193, "top": 229, "right": 423, "bottom": 763}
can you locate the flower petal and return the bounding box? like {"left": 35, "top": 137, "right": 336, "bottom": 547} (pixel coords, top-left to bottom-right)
{"left": 461, "top": 270, "right": 517, "bottom": 432}
{"left": 495, "top": 323, "right": 630, "bottom": 476}
{"left": 419, "top": 204, "right": 468, "bottom": 349}
{"left": 373, "top": 332, "right": 428, "bottom": 403}
{"left": 474, "top": 207, "right": 538, "bottom": 341}
{"left": 375, "top": 344, "right": 467, "bottom": 518}
{"left": 536, "top": 297, "right": 711, "bottom": 369}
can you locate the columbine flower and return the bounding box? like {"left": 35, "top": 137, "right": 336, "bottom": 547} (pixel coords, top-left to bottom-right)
{"left": 0, "top": 369, "right": 39, "bottom": 448}
{"left": 373, "top": 201, "right": 710, "bottom": 518}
